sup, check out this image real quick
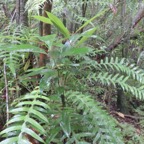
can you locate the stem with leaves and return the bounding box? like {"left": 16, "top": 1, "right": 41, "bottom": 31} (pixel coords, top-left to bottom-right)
{"left": 3, "top": 62, "right": 9, "bottom": 125}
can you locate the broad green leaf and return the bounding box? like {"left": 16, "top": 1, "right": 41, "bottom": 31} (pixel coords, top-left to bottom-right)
{"left": 21, "top": 127, "right": 45, "bottom": 143}
{"left": 0, "top": 137, "right": 18, "bottom": 144}
{"left": 63, "top": 47, "right": 89, "bottom": 56}
{"left": 33, "top": 15, "right": 53, "bottom": 24}
{"left": 46, "top": 12, "right": 70, "bottom": 38}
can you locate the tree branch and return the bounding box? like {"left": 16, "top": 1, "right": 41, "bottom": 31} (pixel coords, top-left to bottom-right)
{"left": 106, "top": 3, "right": 144, "bottom": 51}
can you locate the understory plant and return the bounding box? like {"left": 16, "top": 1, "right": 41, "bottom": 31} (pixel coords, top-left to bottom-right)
{"left": 1, "top": 12, "right": 144, "bottom": 144}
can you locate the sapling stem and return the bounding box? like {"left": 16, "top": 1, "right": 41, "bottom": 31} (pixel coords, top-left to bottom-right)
{"left": 4, "top": 62, "right": 9, "bottom": 125}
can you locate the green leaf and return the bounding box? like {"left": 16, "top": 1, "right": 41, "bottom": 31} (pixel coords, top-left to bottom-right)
{"left": 63, "top": 47, "right": 89, "bottom": 56}
{"left": 0, "top": 125, "right": 21, "bottom": 135}
{"left": 30, "top": 109, "right": 48, "bottom": 123}
{"left": 26, "top": 117, "right": 46, "bottom": 134}
{"left": 60, "top": 112, "right": 71, "bottom": 138}
{"left": 18, "top": 139, "right": 31, "bottom": 144}
{"left": 38, "top": 34, "right": 56, "bottom": 49}
{"left": 0, "top": 137, "right": 18, "bottom": 144}
{"left": 10, "top": 107, "right": 29, "bottom": 114}
{"left": 46, "top": 12, "right": 70, "bottom": 38}
{"left": 76, "top": 27, "right": 97, "bottom": 47}
{"left": 33, "top": 15, "right": 53, "bottom": 25}
{"left": 22, "top": 94, "right": 50, "bottom": 102}
{"left": 16, "top": 101, "right": 49, "bottom": 109}
{"left": 76, "top": 8, "right": 108, "bottom": 33}
{"left": 1, "top": 44, "right": 46, "bottom": 54}
{"left": 46, "top": 128, "right": 61, "bottom": 143}
{"left": 21, "top": 127, "right": 45, "bottom": 143}
{"left": 7, "top": 115, "right": 25, "bottom": 124}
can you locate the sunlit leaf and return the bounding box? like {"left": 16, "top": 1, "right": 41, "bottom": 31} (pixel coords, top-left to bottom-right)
{"left": 63, "top": 47, "right": 89, "bottom": 56}
{"left": 33, "top": 15, "right": 53, "bottom": 24}
{"left": 46, "top": 12, "right": 70, "bottom": 38}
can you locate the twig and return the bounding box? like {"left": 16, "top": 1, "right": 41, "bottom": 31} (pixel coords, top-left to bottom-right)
{"left": 3, "top": 62, "right": 9, "bottom": 125}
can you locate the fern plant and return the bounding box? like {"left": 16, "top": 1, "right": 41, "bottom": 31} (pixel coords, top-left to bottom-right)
{"left": 0, "top": 88, "right": 50, "bottom": 144}
{"left": 1, "top": 11, "right": 144, "bottom": 144}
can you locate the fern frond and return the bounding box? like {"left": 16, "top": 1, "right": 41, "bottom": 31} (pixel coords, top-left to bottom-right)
{"left": 88, "top": 72, "right": 144, "bottom": 99}
{"left": 66, "top": 91, "right": 124, "bottom": 144}
{"left": 0, "top": 89, "right": 49, "bottom": 144}
{"left": 99, "top": 57, "right": 144, "bottom": 84}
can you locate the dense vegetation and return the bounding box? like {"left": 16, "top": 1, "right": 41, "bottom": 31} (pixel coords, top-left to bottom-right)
{"left": 0, "top": 0, "right": 144, "bottom": 143}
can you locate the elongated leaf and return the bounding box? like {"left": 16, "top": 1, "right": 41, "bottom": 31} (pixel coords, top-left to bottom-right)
{"left": 21, "top": 94, "right": 50, "bottom": 102}
{"left": 18, "top": 139, "right": 31, "bottom": 144}
{"left": 63, "top": 47, "right": 89, "bottom": 56}
{"left": 0, "top": 126, "right": 21, "bottom": 135}
{"left": 10, "top": 107, "right": 29, "bottom": 113}
{"left": 33, "top": 15, "right": 53, "bottom": 24}
{"left": 1, "top": 44, "right": 46, "bottom": 54}
{"left": 16, "top": 101, "right": 49, "bottom": 109}
{"left": 60, "top": 112, "right": 71, "bottom": 138}
{"left": 7, "top": 115, "right": 25, "bottom": 124}
{"left": 46, "top": 128, "right": 61, "bottom": 143}
{"left": 46, "top": 12, "right": 70, "bottom": 38}
{"left": 26, "top": 117, "right": 46, "bottom": 134}
{"left": 30, "top": 109, "right": 48, "bottom": 123}
{"left": 21, "top": 127, "right": 44, "bottom": 143}
{"left": 76, "top": 8, "right": 108, "bottom": 33}
{"left": 76, "top": 27, "right": 97, "bottom": 47}
{"left": 0, "top": 137, "right": 18, "bottom": 144}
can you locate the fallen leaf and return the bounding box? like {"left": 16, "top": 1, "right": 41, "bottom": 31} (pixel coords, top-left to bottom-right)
{"left": 117, "top": 112, "right": 125, "bottom": 118}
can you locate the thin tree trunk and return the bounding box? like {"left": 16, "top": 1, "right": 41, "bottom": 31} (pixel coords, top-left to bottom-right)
{"left": 39, "top": 6, "right": 43, "bottom": 36}
{"left": 16, "top": 0, "right": 28, "bottom": 26}
{"left": 39, "top": 0, "right": 53, "bottom": 67}
{"left": 80, "top": 0, "right": 87, "bottom": 33}
{"left": 117, "top": 0, "right": 129, "bottom": 114}
{"left": 43, "top": 0, "right": 52, "bottom": 35}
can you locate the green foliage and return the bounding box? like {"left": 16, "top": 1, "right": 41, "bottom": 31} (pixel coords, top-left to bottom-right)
{"left": 0, "top": 89, "right": 49, "bottom": 144}
{"left": 66, "top": 91, "right": 123, "bottom": 143}
{"left": 1, "top": 10, "right": 144, "bottom": 144}
{"left": 120, "top": 123, "right": 144, "bottom": 144}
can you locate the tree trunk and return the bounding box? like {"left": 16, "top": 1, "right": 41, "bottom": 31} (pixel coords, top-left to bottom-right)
{"left": 116, "top": 0, "right": 129, "bottom": 114}
{"left": 16, "top": 0, "right": 28, "bottom": 26}
{"left": 117, "top": 86, "right": 129, "bottom": 114}
{"left": 39, "top": 0, "right": 53, "bottom": 67}
{"left": 80, "top": 0, "right": 87, "bottom": 33}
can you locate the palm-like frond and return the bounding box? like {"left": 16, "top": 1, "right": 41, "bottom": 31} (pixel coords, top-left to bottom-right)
{"left": 0, "top": 89, "right": 50, "bottom": 144}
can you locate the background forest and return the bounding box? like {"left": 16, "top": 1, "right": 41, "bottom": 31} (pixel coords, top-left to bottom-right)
{"left": 0, "top": 0, "right": 144, "bottom": 143}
